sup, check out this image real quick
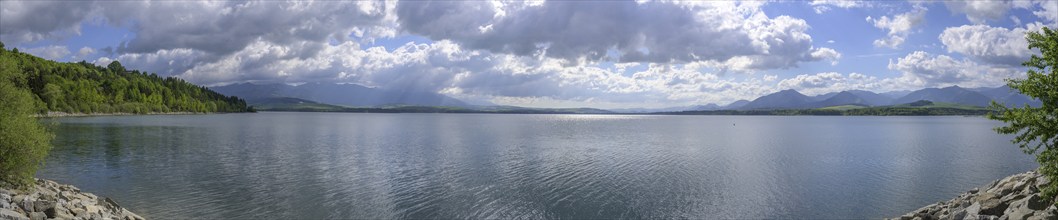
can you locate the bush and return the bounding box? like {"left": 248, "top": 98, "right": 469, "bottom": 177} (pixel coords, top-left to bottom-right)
{"left": 0, "top": 53, "right": 53, "bottom": 187}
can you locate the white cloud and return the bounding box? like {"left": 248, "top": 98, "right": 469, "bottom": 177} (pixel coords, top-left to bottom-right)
{"left": 810, "top": 0, "right": 868, "bottom": 14}
{"left": 867, "top": 5, "right": 927, "bottom": 48}
{"left": 776, "top": 72, "right": 881, "bottom": 95}
{"left": 72, "top": 47, "right": 95, "bottom": 60}
{"left": 24, "top": 45, "right": 70, "bottom": 60}
{"left": 942, "top": 0, "right": 1055, "bottom": 25}
{"left": 887, "top": 51, "right": 1021, "bottom": 88}
{"left": 1035, "top": 0, "right": 1058, "bottom": 24}
{"left": 396, "top": 1, "right": 836, "bottom": 69}
{"left": 943, "top": 1, "right": 1015, "bottom": 24}
{"left": 939, "top": 23, "right": 1044, "bottom": 66}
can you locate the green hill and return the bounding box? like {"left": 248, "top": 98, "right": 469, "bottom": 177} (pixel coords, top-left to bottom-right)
{"left": 0, "top": 45, "right": 250, "bottom": 114}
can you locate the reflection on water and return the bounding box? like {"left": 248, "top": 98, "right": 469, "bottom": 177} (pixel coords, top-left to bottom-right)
{"left": 39, "top": 113, "right": 1036, "bottom": 219}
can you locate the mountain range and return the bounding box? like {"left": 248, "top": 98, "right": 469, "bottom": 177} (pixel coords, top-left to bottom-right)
{"left": 212, "top": 83, "right": 467, "bottom": 107}
{"left": 214, "top": 82, "right": 1040, "bottom": 113}
{"left": 735, "top": 85, "right": 1039, "bottom": 110}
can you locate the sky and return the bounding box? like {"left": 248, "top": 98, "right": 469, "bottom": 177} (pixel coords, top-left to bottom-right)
{"left": 1, "top": 0, "right": 1056, "bottom": 108}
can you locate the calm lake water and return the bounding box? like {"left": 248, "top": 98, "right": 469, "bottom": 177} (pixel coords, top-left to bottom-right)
{"left": 38, "top": 112, "right": 1036, "bottom": 219}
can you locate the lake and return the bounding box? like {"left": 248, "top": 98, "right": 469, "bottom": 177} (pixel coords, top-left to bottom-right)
{"left": 38, "top": 112, "right": 1036, "bottom": 219}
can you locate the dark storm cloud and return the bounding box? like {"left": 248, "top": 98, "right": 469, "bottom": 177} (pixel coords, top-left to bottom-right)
{"left": 0, "top": 1, "right": 95, "bottom": 43}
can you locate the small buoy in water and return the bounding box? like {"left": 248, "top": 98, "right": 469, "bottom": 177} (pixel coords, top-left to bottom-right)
{"left": 733, "top": 123, "right": 735, "bottom": 126}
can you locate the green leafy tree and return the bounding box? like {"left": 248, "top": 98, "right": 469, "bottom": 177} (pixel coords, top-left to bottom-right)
{"left": 106, "top": 61, "right": 125, "bottom": 74}
{"left": 0, "top": 52, "right": 53, "bottom": 187}
{"left": 989, "top": 27, "right": 1058, "bottom": 203}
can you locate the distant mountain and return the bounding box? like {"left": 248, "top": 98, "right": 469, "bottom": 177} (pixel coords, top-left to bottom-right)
{"left": 846, "top": 90, "right": 894, "bottom": 106}
{"left": 809, "top": 92, "right": 840, "bottom": 102}
{"left": 881, "top": 90, "right": 912, "bottom": 99}
{"left": 692, "top": 103, "right": 722, "bottom": 111}
{"left": 608, "top": 103, "right": 721, "bottom": 113}
{"left": 892, "top": 86, "right": 993, "bottom": 107}
{"left": 740, "top": 89, "right": 814, "bottom": 110}
{"left": 977, "top": 85, "right": 1041, "bottom": 107}
{"left": 734, "top": 85, "right": 1025, "bottom": 110}
{"left": 724, "top": 100, "right": 750, "bottom": 109}
{"left": 212, "top": 83, "right": 467, "bottom": 107}
{"left": 814, "top": 91, "right": 869, "bottom": 107}
{"left": 246, "top": 97, "right": 348, "bottom": 111}
{"left": 467, "top": 105, "right": 613, "bottom": 114}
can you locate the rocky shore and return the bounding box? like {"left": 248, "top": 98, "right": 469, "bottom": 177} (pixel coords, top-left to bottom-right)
{"left": 1, "top": 179, "right": 143, "bottom": 220}
{"left": 895, "top": 170, "right": 1058, "bottom": 219}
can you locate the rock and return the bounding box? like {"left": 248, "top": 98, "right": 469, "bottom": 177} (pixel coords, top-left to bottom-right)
{"left": 1027, "top": 210, "right": 1056, "bottom": 220}
{"left": 71, "top": 207, "right": 86, "bottom": 217}
{"left": 1, "top": 179, "right": 144, "bottom": 220}
{"left": 1003, "top": 205, "right": 1034, "bottom": 220}
{"left": 43, "top": 205, "right": 67, "bottom": 218}
{"left": 1036, "top": 176, "right": 1051, "bottom": 189}
{"left": 27, "top": 212, "right": 44, "bottom": 220}
{"left": 84, "top": 205, "right": 100, "bottom": 215}
{"left": 19, "top": 198, "right": 33, "bottom": 213}
{"left": 1025, "top": 194, "right": 1049, "bottom": 211}
{"left": 31, "top": 201, "right": 53, "bottom": 215}
{"left": 977, "top": 193, "right": 1010, "bottom": 216}
{"left": 0, "top": 209, "right": 28, "bottom": 220}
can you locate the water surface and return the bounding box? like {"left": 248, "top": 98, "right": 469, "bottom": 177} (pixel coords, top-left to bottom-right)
{"left": 39, "top": 112, "right": 1036, "bottom": 218}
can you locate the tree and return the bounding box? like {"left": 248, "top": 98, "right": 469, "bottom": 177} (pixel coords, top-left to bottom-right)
{"left": 989, "top": 27, "right": 1058, "bottom": 203}
{"left": 0, "top": 54, "right": 53, "bottom": 187}
{"left": 107, "top": 61, "right": 125, "bottom": 74}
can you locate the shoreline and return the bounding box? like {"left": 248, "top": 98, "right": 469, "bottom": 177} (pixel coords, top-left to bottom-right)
{"left": 893, "top": 170, "right": 1058, "bottom": 219}
{"left": 1, "top": 179, "right": 143, "bottom": 220}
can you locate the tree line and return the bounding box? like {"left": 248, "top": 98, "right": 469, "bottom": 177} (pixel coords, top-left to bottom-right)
{"left": 0, "top": 43, "right": 251, "bottom": 114}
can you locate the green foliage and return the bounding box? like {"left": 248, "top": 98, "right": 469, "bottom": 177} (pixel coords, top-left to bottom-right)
{"left": 0, "top": 45, "right": 251, "bottom": 114}
{"left": 0, "top": 52, "right": 53, "bottom": 187}
{"left": 987, "top": 27, "right": 1058, "bottom": 204}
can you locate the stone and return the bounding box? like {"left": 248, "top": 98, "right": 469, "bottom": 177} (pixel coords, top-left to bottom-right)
{"left": 976, "top": 193, "right": 1010, "bottom": 216}
{"left": 1001, "top": 193, "right": 1028, "bottom": 203}
{"left": 31, "top": 201, "right": 53, "bottom": 215}
{"left": 43, "top": 206, "right": 67, "bottom": 218}
{"left": 1027, "top": 211, "right": 1056, "bottom": 220}
{"left": 0, "top": 209, "right": 28, "bottom": 220}
{"left": 1025, "top": 194, "right": 1049, "bottom": 210}
{"left": 1037, "top": 176, "right": 1051, "bottom": 188}
{"left": 19, "top": 198, "right": 33, "bottom": 213}
{"left": 27, "top": 212, "right": 44, "bottom": 220}
{"left": 1004, "top": 205, "right": 1034, "bottom": 220}
{"left": 70, "top": 208, "right": 85, "bottom": 217}
{"left": 84, "top": 205, "right": 99, "bottom": 215}
{"left": 53, "top": 212, "right": 73, "bottom": 220}
{"left": 952, "top": 207, "right": 970, "bottom": 220}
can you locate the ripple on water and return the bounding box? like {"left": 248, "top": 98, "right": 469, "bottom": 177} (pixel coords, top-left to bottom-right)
{"left": 37, "top": 113, "right": 1037, "bottom": 219}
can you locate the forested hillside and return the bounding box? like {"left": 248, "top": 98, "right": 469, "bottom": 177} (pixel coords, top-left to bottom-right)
{"left": 0, "top": 43, "right": 250, "bottom": 114}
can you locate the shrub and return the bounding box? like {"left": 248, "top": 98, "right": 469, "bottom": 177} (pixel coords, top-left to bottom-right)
{"left": 0, "top": 53, "right": 53, "bottom": 187}
{"left": 989, "top": 27, "right": 1058, "bottom": 204}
